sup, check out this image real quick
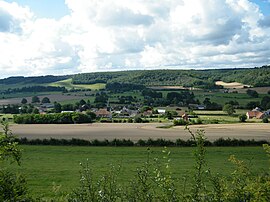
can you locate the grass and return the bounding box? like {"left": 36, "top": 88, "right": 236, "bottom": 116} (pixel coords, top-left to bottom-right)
{"left": 193, "top": 91, "right": 265, "bottom": 106}
{"left": 7, "top": 145, "right": 269, "bottom": 198}
{"left": 49, "top": 79, "right": 106, "bottom": 90}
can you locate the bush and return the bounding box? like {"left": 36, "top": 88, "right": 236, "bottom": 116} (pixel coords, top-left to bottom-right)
{"left": 262, "top": 117, "right": 269, "bottom": 123}
{"left": 239, "top": 114, "right": 247, "bottom": 122}
{"left": 173, "top": 119, "right": 188, "bottom": 126}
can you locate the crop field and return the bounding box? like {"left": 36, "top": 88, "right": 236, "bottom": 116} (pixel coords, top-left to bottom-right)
{"left": 193, "top": 91, "right": 264, "bottom": 106}
{"left": 215, "top": 81, "right": 250, "bottom": 88}
{"left": 49, "top": 78, "right": 106, "bottom": 90}
{"left": 9, "top": 123, "right": 270, "bottom": 141}
{"left": 7, "top": 145, "right": 269, "bottom": 198}
{"left": 0, "top": 93, "right": 88, "bottom": 105}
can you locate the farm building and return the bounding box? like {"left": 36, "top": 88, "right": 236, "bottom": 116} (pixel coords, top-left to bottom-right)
{"left": 95, "top": 109, "right": 112, "bottom": 118}
{"left": 246, "top": 111, "right": 264, "bottom": 119}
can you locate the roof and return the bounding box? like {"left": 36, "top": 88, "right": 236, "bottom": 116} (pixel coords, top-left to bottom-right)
{"left": 246, "top": 111, "right": 264, "bottom": 119}
{"left": 95, "top": 109, "right": 111, "bottom": 116}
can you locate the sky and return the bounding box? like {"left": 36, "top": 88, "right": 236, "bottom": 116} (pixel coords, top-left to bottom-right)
{"left": 0, "top": 0, "right": 270, "bottom": 78}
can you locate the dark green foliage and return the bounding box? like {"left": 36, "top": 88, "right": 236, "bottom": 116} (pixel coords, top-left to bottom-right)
{"left": 2, "top": 86, "right": 66, "bottom": 94}
{"left": 262, "top": 117, "right": 269, "bottom": 123}
{"left": 0, "top": 75, "right": 69, "bottom": 85}
{"left": 261, "top": 96, "right": 270, "bottom": 110}
{"left": 21, "top": 98, "right": 27, "bottom": 104}
{"left": 246, "top": 89, "right": 259, "bottom": 98}
{"left": 142, "top": 89, "right": 162, "bottom": 98}
{"left": 41, "top": 97, "right": 50, "bottom": 104}
{"left": 246, "top": 101, "right": 260, "bottom": 110}
{"left": 106, "top": 82, "right": 145, "bottom": 92}
{"left": 54, "top": 102, "right": 62, "bottom": 113}
{"left": 71, "top": 65, "right": 270, "bottom": 87}
{"left": 203, "top": 98, "right": 222, "bottom": 110}
{"left": 31, "top": 96, "right": 40, "bottom": 103}
{"left": 17, "top": 137, "right": 269, "bottom": 147}
{"left": 13, "top": 112, "right": 92, "bottom": 124}
{"left": 167, "top": 91, "right": 197, "bottom": 105}
{"left": 0, "top": 104, "right": 20, "bottom": 114}
{"left": 0, "top": 122, "right": 32, "bottom": 201}
{"left": 239, "top": 114, "right": 247, "bottom": 122}
{"left": 223, "top": 104, "right": 235, "bottom": 115}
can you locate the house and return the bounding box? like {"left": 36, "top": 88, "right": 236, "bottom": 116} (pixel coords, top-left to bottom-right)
{"left": 246, "top": 111, "right": 264, "bottom": 119}
{"left": 143, "top": 110, "right": 152, "bottom": 117}
{"left": 182, "top": 113, "right": 189, "bottom": 121}
{"left": 264, "top": 109, "right": 270, "bottom": 117}
{"left": 252, "top": 107, "right": 262, "bottom": 112}
{"left": 157, "top": 109, "right": 166, "bottom": 114}
{"left": 95, "top": 109, "right": 112, "bottom": 118}
{"left": 197, "top": 105, "right": 206, "bottom": 110}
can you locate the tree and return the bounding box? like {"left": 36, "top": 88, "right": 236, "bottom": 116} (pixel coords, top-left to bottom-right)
{"left": 239, "top": 114, "right": 247, "bottom": 122}
{"left": 223, "top": 104, "right": 235, "bottom": 116}
{"left": 41, "top": 97, "right": 50, "bottom": 104}
{"left": 21, "top": 98, "right": 27, "bottom": 104}
{"left": 246, "top": 89, "right": 259, "bottom": 98}
{"left": 31, "top": 96, "right": 40, "bottom": 103}
{"left": 54, "top": 102, "right": 62, "bottom": 113}
{"left": 246, "top": 101, "right": 260, "bottom": 110}
{"left": 261, "top": 96, "right": 270, "bottom": 110}
{"left": 0, "top": 122, "right": 31, "bottom": 201}
{"left": 79, "top": 99, "right": 86, "bottom": 106}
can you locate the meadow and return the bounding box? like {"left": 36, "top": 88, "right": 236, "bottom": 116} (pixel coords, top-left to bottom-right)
{"left": 7, "top": 145, "right": 269, "bottom": 199}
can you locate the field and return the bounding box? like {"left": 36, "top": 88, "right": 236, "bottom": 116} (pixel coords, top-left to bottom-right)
{"left": 0, "top": 93, "right": 88, "bottom": 105}
{"left": 215, "top": 81, "right": 250, "bottom": 88}
{"left": 9, "top": 123, "right": 270, "bottom": 141}
{"left": 7, "top": 145, "right": 269, "bottom": 198}
{"left": 49, "top": 78, "right": 106, "bottom": 90}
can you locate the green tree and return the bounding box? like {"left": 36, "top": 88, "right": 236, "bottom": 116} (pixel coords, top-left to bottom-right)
{"left": 239, "top": 114, "right": 247, "bottom": 122}
{"left": 0, "top": 122, "right": 31, "bottom": 201}
{"left": 79, "top": 99, "right": 86, "bottom": 105}
{"left": 31, "top": 96, "right": 40, "bottom": 103}
{"left": 41, "top": 97, "right": 50, "bottom": 104}
{"left": 246, "top": 89, "right": 259, "bottom": 98}
{"left": 21, "top": 98, "right": 27, "bottom": 105}
{"left": 223, "top": 104, "right": 235, "bottom": 116}
{"left": 54, "top": 102, "right": 62, "bottom": 113}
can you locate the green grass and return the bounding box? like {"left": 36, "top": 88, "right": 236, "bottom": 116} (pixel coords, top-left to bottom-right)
{"left": 7, "top": 145, "right": 269, "bottom": 198}
{"left": 49, "top": 79, "right": 106, "bottom": 90}
{"left": 193, "top": 91, "right": 265, "bottom": 106}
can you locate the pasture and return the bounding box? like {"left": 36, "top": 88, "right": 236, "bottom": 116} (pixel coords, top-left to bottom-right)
{"left": 49, "top": 78, "right": 106, "bottom": 90}
{"left": 7, "top": 145, "right": 269, "bottom": 198}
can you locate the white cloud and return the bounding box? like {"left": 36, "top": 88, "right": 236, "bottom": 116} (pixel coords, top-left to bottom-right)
{"left": 0, "top": 0, "right": 270, "bottom": 78}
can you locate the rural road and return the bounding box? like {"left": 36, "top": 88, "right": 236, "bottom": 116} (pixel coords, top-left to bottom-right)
{"left": 8, "top": 123, "right": 270, "bottom": 141}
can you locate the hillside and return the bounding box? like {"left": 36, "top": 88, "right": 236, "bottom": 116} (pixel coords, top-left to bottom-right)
{"left": 1, "top": 65, "right": 270, "bottom": 89}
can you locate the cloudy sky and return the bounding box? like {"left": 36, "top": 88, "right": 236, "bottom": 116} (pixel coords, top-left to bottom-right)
{"left": 0, "top": 0, "right": 270, "bottom": 78}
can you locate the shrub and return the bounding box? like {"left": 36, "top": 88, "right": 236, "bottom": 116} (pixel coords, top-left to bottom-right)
{"left": 262, "top": 117, "right": 269, "bottom": 123}
{"left": 239, "top": 114, "right": 247, "bottom": 122}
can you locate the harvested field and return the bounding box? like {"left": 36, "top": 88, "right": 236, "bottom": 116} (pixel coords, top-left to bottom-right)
{"left": 228, "top": 86, "right": 270, "bottom": 94}
{"left": 215, "top": 81, "right": 250, "bottom": 89}
{"left": 9, "top": 123, "right": 270, "bottom": 141}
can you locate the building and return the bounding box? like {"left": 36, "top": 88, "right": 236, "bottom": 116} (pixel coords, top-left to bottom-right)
{"left": 95, "top": 109, "right": 112, "bottom": 118}
{"left": 246, "top": 111, "right": 264, "bottom": 119}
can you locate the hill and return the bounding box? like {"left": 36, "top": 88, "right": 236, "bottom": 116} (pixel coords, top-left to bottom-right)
{"left": 0, "top": 65, "right": 270, "bottom": 89}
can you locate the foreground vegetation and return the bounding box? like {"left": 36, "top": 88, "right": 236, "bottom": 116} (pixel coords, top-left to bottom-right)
{"left": 1, "top": 121, "right": 269, "bottom": 201}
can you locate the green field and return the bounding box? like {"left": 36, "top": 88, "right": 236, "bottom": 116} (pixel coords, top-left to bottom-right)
{"left": 7, "top": 145, "right": 269, "bottom": 198}
{"left": 49, "top": 79, "right": 106, "bottom": 90}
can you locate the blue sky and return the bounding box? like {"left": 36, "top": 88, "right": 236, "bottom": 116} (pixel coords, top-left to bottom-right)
{"left": 4, "top": 0, "right": 69, "bottom": 19}
{"left": 0, "top": 0, "right": 270, "bottom": 78}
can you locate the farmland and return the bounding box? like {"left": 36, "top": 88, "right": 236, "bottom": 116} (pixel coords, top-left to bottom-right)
{"left": 7, "top": 145, "right": 269, "bottom": 198}
{"left": 9, "top": 123, "right": 270, "bottom": 141}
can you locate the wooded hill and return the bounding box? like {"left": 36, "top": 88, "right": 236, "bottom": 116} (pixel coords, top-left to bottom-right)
{"left": 1, "top": 65, "right": 270, "bottom": 88}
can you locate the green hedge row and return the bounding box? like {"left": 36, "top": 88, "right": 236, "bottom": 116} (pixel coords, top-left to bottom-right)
{"left": 18, "top": 137, "right": 269, "bottom": 147}
{"left": 14, "top": 113, "right": 92, "bottom": 124}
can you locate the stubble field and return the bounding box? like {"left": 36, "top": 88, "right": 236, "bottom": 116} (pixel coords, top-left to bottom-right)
{"left": 9, "top": 123, "right": 270, "bottom": 141}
